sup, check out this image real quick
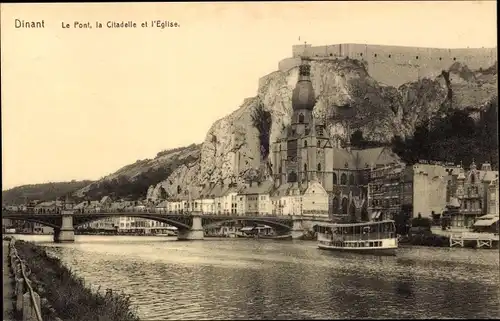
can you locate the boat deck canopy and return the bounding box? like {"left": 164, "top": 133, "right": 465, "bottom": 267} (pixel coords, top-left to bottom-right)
{"left": 473, "top": 216, "right": 499, "bottom": 227}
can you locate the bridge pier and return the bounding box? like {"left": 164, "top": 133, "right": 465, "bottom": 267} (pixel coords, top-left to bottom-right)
{"left": 177, "top": 216, "right": 204, "bottom": 241}
{"left": 53, "top": 212, "right": 75, "bottom": 243}
{"left": 291, "top": 218, "right": 305, "bottom": 239}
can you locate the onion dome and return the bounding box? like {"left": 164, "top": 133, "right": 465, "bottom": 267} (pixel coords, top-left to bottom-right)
{"left": 292, "top": 59, "right": 316, "bottom": 111}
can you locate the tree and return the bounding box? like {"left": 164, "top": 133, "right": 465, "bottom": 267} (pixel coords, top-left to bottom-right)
{"left": 251, "top": 101, "right": 273, "bottom": 160}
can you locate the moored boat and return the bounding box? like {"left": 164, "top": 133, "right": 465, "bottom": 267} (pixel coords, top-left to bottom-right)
{"left": 257, "top": 234, "right": 292, "bottom": 240}
{"left": 314, "top": 220, "right": 398, "bottom": 256}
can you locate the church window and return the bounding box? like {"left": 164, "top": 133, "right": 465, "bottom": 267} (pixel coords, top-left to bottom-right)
{"left": 349, "top": 174, "right": 355, "bottom": 185}
{"left": 453, "top": 57, "right": 456, "bottom": 61}
{"left": 317, "top": 141, "right": 321, "bottom": 148}
{"left": 288, "top": 171, "right": 297, "bottom": 183}
{"left": 299, "top": 113, "right": 304, "bottom": 123}
{"left": 317, "top": 163, "right": 321, "bottom": 171}
{"left": 304, "top": 164, "right": 307, "bottom": 173}
{"left": 341, "top": 173, "right": 347, "bottom": 185}
{"left": 470, "top": 174, "right": 475, "bottom": 184}
{"left": 374, "top": 53, "right": 377, "bottom": 57}
{"left": 416, "top": 56, "right": 419, "bottom": 59}
{"left": 304, "top": 140, "right": 307, "bottom": 148}
{"left": 479, "top": 200, "right": 482, "bottom": 209}
{"left": 333, "top": 173, "right": 337, "bottom": 185}
{"left": 279, "top": 166, "right": 282, "bottom": 173}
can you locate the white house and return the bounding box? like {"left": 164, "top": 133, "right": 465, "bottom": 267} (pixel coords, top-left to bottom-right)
{"left": 302, "top": 180, "right": 329, "bottom": 218}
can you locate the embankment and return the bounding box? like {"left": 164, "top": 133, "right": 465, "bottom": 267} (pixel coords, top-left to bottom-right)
{"left": 13, "top": 239, "right": 141, "bottom": 321}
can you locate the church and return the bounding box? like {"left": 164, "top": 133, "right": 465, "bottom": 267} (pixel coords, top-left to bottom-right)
{"left": 270, "top": 53, "right": 401, "bottom": 222}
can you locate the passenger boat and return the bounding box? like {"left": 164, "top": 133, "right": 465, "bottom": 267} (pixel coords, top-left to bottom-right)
{"left": 314, "top": 220, "right": 398, "bottom": 256}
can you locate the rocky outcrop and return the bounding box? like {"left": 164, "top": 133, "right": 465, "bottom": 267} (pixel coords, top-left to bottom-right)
{"left": 80, "top": 56, "right": 497, "bottom": 201}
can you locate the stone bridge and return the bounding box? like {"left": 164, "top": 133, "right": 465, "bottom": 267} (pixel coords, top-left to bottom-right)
{"left": 2, "top": 210, "right": 332, "bottom": 243}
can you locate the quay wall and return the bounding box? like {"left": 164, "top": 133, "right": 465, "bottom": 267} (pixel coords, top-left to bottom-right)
{"left": 278, "top": 44, "right": 497, "bottom": 87}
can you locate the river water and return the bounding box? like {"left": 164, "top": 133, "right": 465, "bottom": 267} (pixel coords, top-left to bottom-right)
{"left": 13, "top": 234, "right": 500, "bottom": 320}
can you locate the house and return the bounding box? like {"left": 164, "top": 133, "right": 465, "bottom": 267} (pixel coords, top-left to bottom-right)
{"left": 34, "top": 201, "right": 63, "bottom": 214}
{"left": 301, "top": 180, "right": 329, "bottom": 218}
{"left": 155, "top": 200, "right": 169, "bottom": 213}
{"left": 100, "top": 196, "right": 113, "bottom": 209}
{"left": 238, "top": 179, "right": 274, "bottom": 215}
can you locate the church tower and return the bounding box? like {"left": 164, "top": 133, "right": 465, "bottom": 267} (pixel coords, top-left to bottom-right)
{"left": 285, "top": 49, "right": 317, "bottom": 186}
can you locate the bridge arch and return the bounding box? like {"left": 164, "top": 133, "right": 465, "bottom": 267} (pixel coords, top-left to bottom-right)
{"left": 74, "top": 214, "right": 192, "bottom": 230}
{"left": 2, "top": 216, "right": 59, "bottom": 229}
{"left": 203, "top": 218, "right": 292, "bottom": 231}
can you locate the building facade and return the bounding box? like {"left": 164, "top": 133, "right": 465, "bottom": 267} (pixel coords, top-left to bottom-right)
{"left": 446, "top": 162, "right": 498, "bottom": 228}
{"left": 270, "top": 53, "right": 401, "bottom": 222}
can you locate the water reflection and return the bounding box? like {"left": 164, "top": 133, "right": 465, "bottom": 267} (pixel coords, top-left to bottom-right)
{"left": 13, "top": 235, "right": 500, "bottom": 320}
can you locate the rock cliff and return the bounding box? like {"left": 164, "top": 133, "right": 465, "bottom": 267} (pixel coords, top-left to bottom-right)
{"left": 75, "top": 57, "right": 497, "bottom": 201}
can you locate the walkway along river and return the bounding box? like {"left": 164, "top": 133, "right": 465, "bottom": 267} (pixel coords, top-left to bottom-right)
{"left": 12, "top": 234, "right": 500, "bottom": 320}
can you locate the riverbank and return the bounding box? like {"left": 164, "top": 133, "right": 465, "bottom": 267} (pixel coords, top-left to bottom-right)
{"left": 3, "top": 240, "right": 14, "bottom": 321}
{"left": 13, "top": 240, "right": 140, "bottom": 321}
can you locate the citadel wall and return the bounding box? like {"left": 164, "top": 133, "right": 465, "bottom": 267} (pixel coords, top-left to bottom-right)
{"left": 278, "top": 44, "right": 497, "bottom": 87}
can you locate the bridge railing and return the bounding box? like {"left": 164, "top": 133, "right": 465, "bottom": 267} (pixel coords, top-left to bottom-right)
{"left": 3, "top": 207, "right": 335, "bottom": 219}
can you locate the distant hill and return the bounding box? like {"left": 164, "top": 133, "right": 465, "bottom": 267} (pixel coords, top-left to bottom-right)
{"left": 2, "top": 180, "right": 94, "bottom": 205}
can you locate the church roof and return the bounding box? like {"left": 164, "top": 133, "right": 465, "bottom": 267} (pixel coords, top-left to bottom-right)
{"left": 354, "top": 147, "right": 399, "bottom": 169}
{"left": 240, "top": 180, "right": 274, "bottom": 195}
{"left": 331, "top": 147, "right": 358, "bottom": 170}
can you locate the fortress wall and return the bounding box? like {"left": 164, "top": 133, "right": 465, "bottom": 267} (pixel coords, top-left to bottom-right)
{"left": 284, "top": 44, "right": 497, "bottom": 86}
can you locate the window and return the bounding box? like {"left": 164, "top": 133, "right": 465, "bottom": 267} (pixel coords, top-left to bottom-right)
{"left": 374, "top": 53, "right": 377, "bottom": 57}
{"left": 304, "top": 164, "right": 307, "bottom": 173}
{"left": 298, "top": 113, "right": 304, "bottom": 123}
{"left": 304, "top": 140, "right": 307, "bottom": 148}
{"left": 341, "top": 173, "right": 347, "bottom": 185}
{"left": 317, "top": 141, "right": 320, "bottom": 148}
{"left": 333, "top": 173, "right": 337, "bottom": 185}
{"left": 317, "top": 163, "right": 321, "bottom": 171}
{"left": 388, "top": 54, "right": 392, "bottom": 58}
{"left": 453, "top": 57, "right": 456, "bottom": 61}
{"left": 439, "top": 57, "right": 442, "bottom": 60}
{"left": 349, "top": 174, "right": 355, "bottom": 185}
{"left": 416, "top": 56, "right": 419, "bottom": 59}
{"left": 288, "top": 171, "right": 297, "bottom": 183}
{"left": 279, "top": 166, "right": 282, "bottom": 173}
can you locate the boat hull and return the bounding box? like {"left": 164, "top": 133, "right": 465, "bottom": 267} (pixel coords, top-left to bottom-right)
{"left": 258, "top": 235, "right": 292, "bottom": 240}
{"left": 236, "top": 234, "right": 292, "bottom": 240}
{"left": 318, "top": 243, "right": 397, "bottom": 256}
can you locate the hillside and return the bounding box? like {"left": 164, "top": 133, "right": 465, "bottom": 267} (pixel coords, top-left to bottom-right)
{"left": 2, "top": 180, "right": 94, "bottom": 205}
{"left": 73, "top": 143, "right": 201, "bottom": 200}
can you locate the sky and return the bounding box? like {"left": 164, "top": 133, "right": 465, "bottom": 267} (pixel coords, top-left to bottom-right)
{"left": 1, "top": 1, "right": 497, "bottom": 190}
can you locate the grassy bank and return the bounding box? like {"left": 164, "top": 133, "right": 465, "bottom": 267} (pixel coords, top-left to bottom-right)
{"left": 14, "top": 240, "right": 140, "bottom": 321}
